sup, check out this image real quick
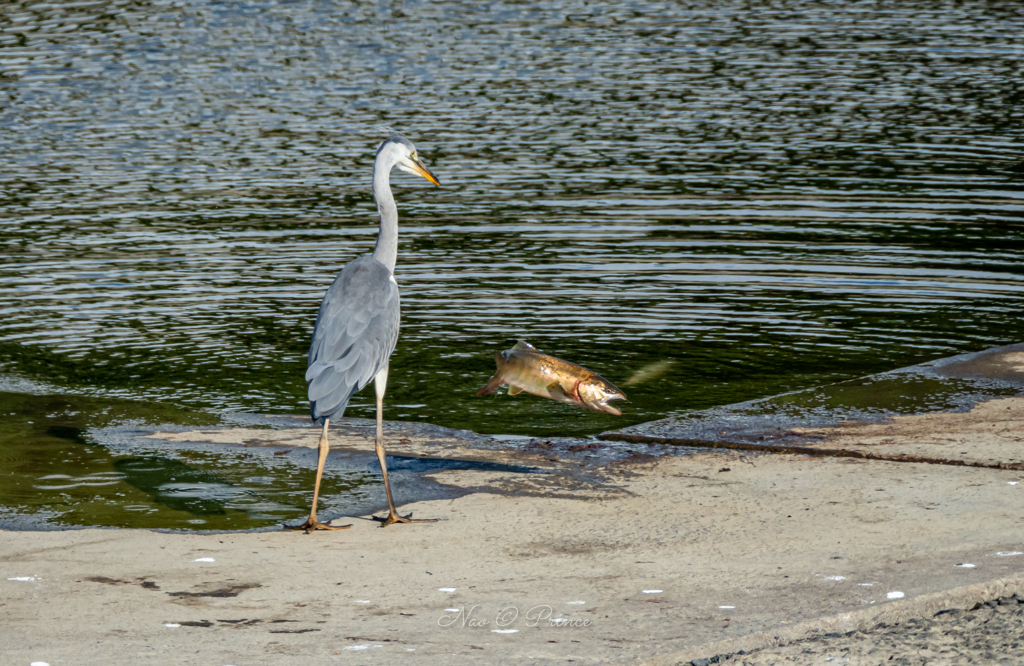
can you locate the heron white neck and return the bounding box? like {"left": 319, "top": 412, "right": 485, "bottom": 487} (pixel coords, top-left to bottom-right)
{"left": 371, "top": 151, "right": 399, "bottom": 274}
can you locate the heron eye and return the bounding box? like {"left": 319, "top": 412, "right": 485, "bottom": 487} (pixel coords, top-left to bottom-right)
{"left": 411, "top": 151, "right": 418, "bottom": 160}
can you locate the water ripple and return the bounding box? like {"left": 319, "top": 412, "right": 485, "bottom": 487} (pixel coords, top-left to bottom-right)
{"left": 1, "top": 0, "right": 1022, "bottom": 435}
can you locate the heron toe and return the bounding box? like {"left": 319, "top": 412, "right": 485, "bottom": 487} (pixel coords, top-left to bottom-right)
{"left": 286, "top": 519, "right": 352, "bottom": 534}
{"left": 371, "top": 511, "right": 438, "bottom": 527}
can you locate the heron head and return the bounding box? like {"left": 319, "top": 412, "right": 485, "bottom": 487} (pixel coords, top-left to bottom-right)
{"left": 377, "top": 131, "right": 441, "bottom": 186}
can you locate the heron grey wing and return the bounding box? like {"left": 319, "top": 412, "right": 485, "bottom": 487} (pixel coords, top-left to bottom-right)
{"left": 306, "top": 257, "right": 400, "bottom": 418}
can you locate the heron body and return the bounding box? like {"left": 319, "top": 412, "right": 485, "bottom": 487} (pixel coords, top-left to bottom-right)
{"left": 306, "top": 256, "right": 399, "bottom": 422}
{"left": 290, "top": 131, "right": 440, "bottom": 533}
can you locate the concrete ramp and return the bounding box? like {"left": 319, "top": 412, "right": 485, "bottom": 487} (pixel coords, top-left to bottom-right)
{"left": 602, "top": 343, "right": 1024, "bottom": 471}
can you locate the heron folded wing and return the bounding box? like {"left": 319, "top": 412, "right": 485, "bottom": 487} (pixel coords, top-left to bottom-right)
{"left": 306, "top": 256, "right": 400, "bottom": 419}
{"left": 305, "top": 361, "right": 328, "bottom": 382}
{"left": 311, "top": 380, "right": 353, "bottom": 418}
{"left": 308, "top": 336, "right": 387, "bottom": 400}
{"left": 308, "top": 367, "right": 349, "bottom": 402}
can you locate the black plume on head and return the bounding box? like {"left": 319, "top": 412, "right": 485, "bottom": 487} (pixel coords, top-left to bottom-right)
{"left": 376, "top": 128, "right": 415, "bottom": 155}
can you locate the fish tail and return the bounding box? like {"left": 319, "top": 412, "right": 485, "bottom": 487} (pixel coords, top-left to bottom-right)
{"left": 476, "top": 353, "right": 507, "bottom": 395}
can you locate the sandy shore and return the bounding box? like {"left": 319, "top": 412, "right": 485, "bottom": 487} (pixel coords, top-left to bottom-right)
{"left": 3, "top": 395, "right": 1023, "bottom": 664}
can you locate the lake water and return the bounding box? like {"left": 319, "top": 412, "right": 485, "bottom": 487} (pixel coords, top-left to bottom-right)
{"left": 1, "top": 0, "right": 1022, "bottom": 528}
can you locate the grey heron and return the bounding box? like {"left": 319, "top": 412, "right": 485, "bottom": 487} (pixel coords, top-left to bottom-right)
{"left": 291, "top": 131, "right": 440, "bottom": 533}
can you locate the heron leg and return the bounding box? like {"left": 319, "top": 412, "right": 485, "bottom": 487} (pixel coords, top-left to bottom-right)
{"left": 287, "top": 418, "right": 352, "bottom": 533}
{"left": 371, "top": 365, "right": 437, "bottom": 527}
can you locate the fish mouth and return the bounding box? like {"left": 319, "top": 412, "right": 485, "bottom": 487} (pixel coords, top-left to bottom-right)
{"left": 594, "top": 395, "right": 626, "bottom": 416}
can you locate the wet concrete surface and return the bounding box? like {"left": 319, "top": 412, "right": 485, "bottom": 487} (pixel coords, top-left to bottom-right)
{"left": 0, "top": 397, "right": 676, "bottom": 533}
{"left": 601, "top": 343, "right": 1024, "bottom": 469}
{"left": 6, "top": 344, "right": 1020, "bottom": 532}
{"left": 134, "top": 413, "right": 674, "bottom": 530}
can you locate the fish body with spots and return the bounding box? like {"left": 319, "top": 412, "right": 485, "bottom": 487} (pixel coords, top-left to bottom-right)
{"left": 477, "top": 341, "right": 626, "bottom": 415}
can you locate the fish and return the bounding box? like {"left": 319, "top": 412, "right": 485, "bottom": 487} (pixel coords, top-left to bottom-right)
{"left": 476, "top": 340, "right": 627, "bottom": 415}
{"left": 623, "top": 359, "right": 674, "bottom": 386}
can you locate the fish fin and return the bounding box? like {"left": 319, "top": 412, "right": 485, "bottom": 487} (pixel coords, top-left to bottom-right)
{"left": 477, "top": 353, "right": 507, "bottom": 396}
{"left": 547, "top": 381, "right": 574, "bottom": 400}
{"left": 508, "top": 385, "right": 523, "bottom": 396}
{"left": 477, "top": 374, "right": 504, "bottom": 396}
{"left": 512, "top": 340, "right": 537, "bottom": 352}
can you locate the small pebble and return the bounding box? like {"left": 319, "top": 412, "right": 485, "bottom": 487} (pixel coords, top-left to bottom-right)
{"left": 643, "top": 589, "right": 663, "bottom": 594}
{"left": 887, "top": 591, "right": 905, "bottom": 599}
{"left": 193, "top": 558, "right": 215, "bottom": 563}
{"left": 438, "top": 587, "right": 456, "bottom": 592}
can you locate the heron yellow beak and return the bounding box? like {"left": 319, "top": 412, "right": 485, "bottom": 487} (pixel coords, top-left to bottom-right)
{"left": 411, "top": 159, "right": 441, "bottom": 186}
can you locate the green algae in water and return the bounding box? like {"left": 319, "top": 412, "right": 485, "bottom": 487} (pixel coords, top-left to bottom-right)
{"left": 0, "top": 391, "right": 372, "bottom": 531}
{"left": 762, "top": 374, "right": 1022, "bottom": 419}
{"left": 610, "top": 354, "right": 1024, "bottom": 445}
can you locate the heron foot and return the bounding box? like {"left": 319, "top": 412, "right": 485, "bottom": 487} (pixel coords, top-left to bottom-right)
{"left": 372, "top": 511, "right": 438, "bottom": 527}
{"left": 286, "top": 519, "right": 352, "bottom": 534}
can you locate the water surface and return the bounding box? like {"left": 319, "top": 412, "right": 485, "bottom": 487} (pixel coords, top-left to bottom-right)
{"left": 1, "top": 0, "right": 1022, "bottom": 528}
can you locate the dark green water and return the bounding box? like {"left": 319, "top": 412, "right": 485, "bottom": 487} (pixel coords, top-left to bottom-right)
{"left": 0, "top": 391, "right": 374, "bottom": 530}
{"left": 1, "top": 0, "right": 1022, "bottom": 528}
